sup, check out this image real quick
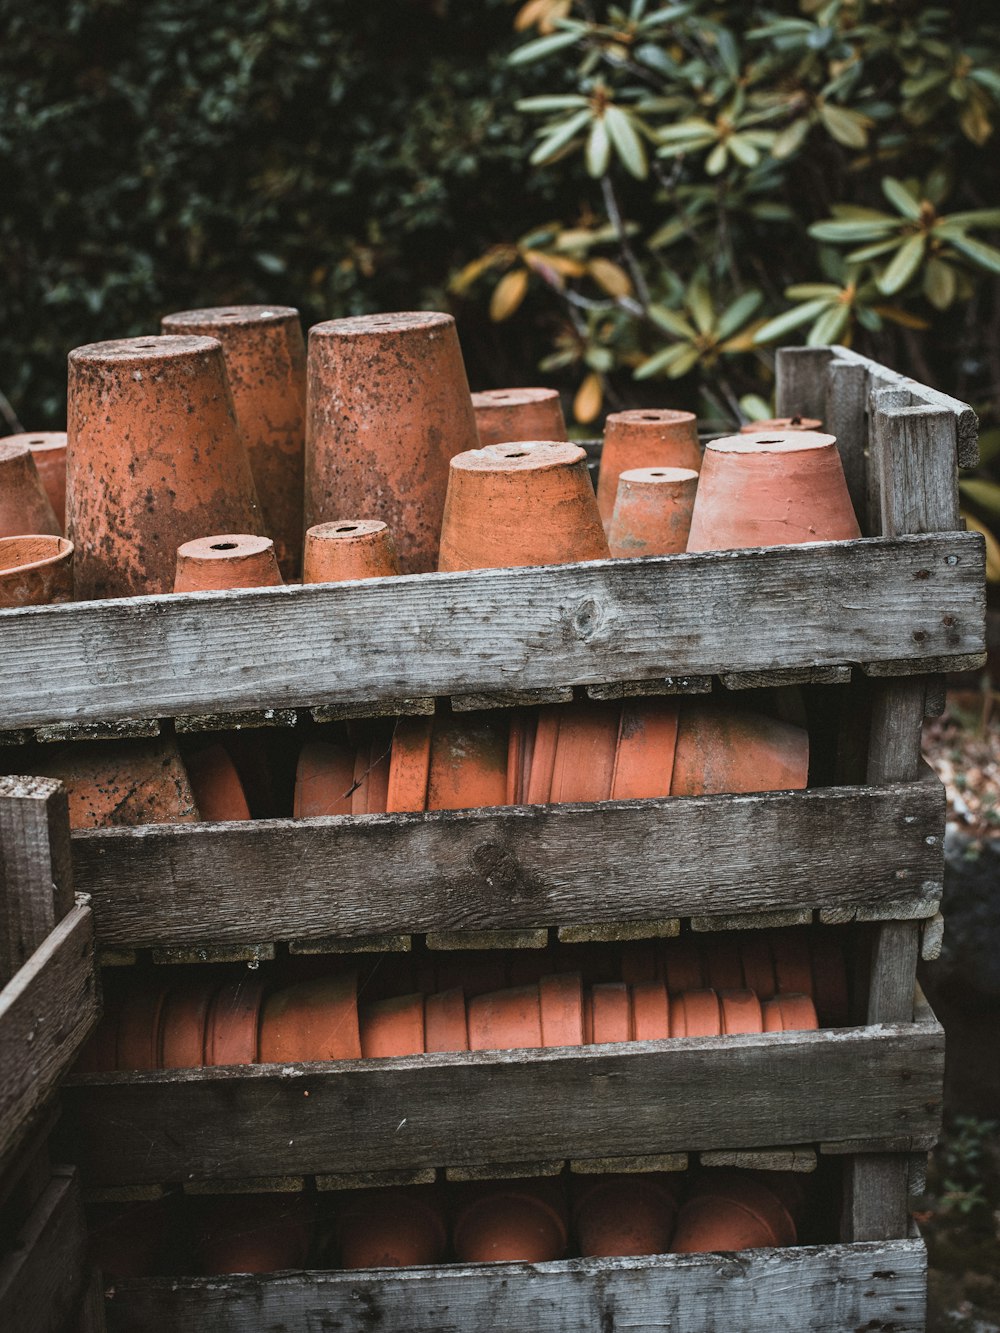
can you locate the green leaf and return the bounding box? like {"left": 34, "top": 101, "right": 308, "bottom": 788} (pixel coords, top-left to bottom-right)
{"left": 948, "top": 233, "right": 1000, "bottom": 276}
{"left": 807, "top": 302, "right": 851, "bottom": 346}
{"left": 529, "top": 109, "right": 593, "bottom": 165}
{"left": 881, "top": 176, "right": 922, "bottom": 220}
{"left": 716, "top": 289, "right": 763, "bottom": 340}
{"left": 664, "top": 345, "right": 702, "bottom": 378}
{"left": 877, "top": 232, "right": 926, "bottom": 294}
{"left": 818, "top": 102, "right": 869, "bottom": 148}
{"left": 508, "top": 30, "right": 582, "bottom": 66}
{"left": 969, "top": 68, "right": 1000, "bottom": 97}
{"left": 604, "top": 105, "right": 648, "bottom": 179}
{"left": 648, "top": 304, "right": 697, "bottom": 339}
{"left": 634, "top": 342, "right": 695, "bottom": 379}
{"left": 772, "top": 117, "right": 811, "bottom": 159}
{"left": 940, "top": 209, "right": 1000, "bottom": 229}
{"left": 516, "top": 95, "right": 590, "bottom": 112}
{"left": 753, "top": 298, "right": 835, "bottom": 344}
{"left": 728, "top": 134, "right": 760, "bottom": 167}
{"left": 586, "top": 116, "right": 611, "bottom": 177}
{"left": 657, "top": 119, "right": 718, "bottom": 142}
{"left": 845, "top": 238, "right": 906, "bottom": 264}
{"left": 706, "top": 140, "right": 728, "bottom": 175}
{"left": 809, "top": 219, "right": 899, "bottom": 242}
{"left": 959, "top": 478, "right": 1000, "bottom": 520}
{"left": 924, "top": 257, "right": 957, "bottom": 310}
{"left": 784, "top": 283, "right": 844, "bottom": 299}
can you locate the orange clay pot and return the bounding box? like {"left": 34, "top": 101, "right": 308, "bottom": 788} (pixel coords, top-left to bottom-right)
{"left": 306, "top": 312, "right": 478, "bottom": 574}
{"left": 740, "top": 935, "right": 777, "bottom": 1001}
{"left": 661, "top": 937, "right": 705, "bottom": 994}
{"left": 669, "top": 989, "right": 722, "bottom": 1037}
{"left": 620, "top": 941, "right": 659, "bottom": 985}
{"left": 671, "top": 1171, "right": 797, "bottom": 1252}
{"left": 467, "top": 985, "right": 542, "bottom": 1051}
{"left": 184, "top": 744, "right": 251, "bottom": 821}
{"left": 453, "top": 1182, "right": 568, "bottom": 1264}
{"left": 525, "top": 707, "right": 560, "bottom": 804}
{"left": 539, "top": 972, "right": 584, "bottom": 1048}
{"left": 359, "top": 992, "right": 426, "bottom": 1058}
{"left": 719, "top": 989, "right": 764, "bottom": 1035}
{"left": 686, "top": 431, "right": 860, "bottom": 552}
{"left": 631, "top": 980, "right": 670, "bottom": 1040}
{"left": 587, "top": 982, "right": 633, "bottom": 1044}
{"left": 7, "top": 432, "right": 67, "bottom": 528}
{"left": 438, "top": 441, "right": 610, "bottom": 572}
{"left": 762, "top": 993, "right": 819, "bottom": 1033}
{"left": 597, "top": 409, "right": 700, "bottom": 525}
{"left": 506, "top": 711, "right": 531, "bottom": 805}
{"left": 549, "top": 702, "right": 619, "bottom": 804}
{"left": 351, "top": 730, "right": 391, "bottom": 815}
{"left": 608, "top": 466, "right": 698, "bottom": 558}
{"left": 434, "top": 951, "right": 509, "bottom": 1000}
{"left": 302, "top": 520, "right": 400, "bottom": 583}
{"left": 740, "top": 416, "right": 822, "bottom": 434}
{"left": 770, "top": 929, "right": 814, "bottom": 996}
{"left": 0, "top": 535, "right": 73, "bottom": 609}
{"left": 426, "top": 714, "right": 508, "bottom": 812}
{"left": 203, "top": 977, "right": 265, "bottom": 1066}
{"left": 173, "top": 534, "right": 282, "bottom": 592}
{"left": 610, "top": 698, "right": 679, "bottom": 800}
{"left": 573, "top": 1174, "right": 677, "bottom": 1258}
{"left": 117, "top": 983, "right": 171, "bottom": 1071}
{"left": 162, "top": 305, "right": 306, "bottom": 579}
{"left": 472, "top": 388, "right": 567, "bottom": 448}
{"left": 386, "top": 715, "right": 434, "bottom": 813}
{"left": 811, "top": 934, "right": 850, "bottom": 1027}
{"left": 338, "top": 1188, "right": 448, "bottom": 1269}
{"left": 670, "top": 704, "right": 809, "bottom": 797}
{"left": 0, "top": 439, "right": 61, "bottom": 538}
{"left": 194, "top": 1194, "right": 312, "bottom": 1274}
{"left": 31, "top": 738, "right": 200, "bottom": 829}
{"left": 67, "top": 336, "right": 262, "bottom": 599}
{"left": 259, "top": 973, "right": 361, "bottom": 1062}
{"left": 705, "top": 936, "right": 744, "bottom": 993}
{"left": 294, "top": 740, "right": 355, "bottom": 817}
{"left": 424, "top": 988, "right": 469, "bottom": 1053}
{"left": 158, "top": 978, "right": 217, "bottom": 1069}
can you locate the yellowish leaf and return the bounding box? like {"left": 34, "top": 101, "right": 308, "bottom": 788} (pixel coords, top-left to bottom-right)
{"left": 515, "top": 0, "right": 571, "bottom": 33}
{"left": 871, "top": 305, "right": 931, "bottom": 330}
{"left": 588, "top": 257, "right": 634, "bottom": 298}
{"left": 964, "top": 512, "right": 1000, "bottom": 583}
{"left": 573, "top": 371, "right": 603, "bottom": 424}
{"left": 451, "top": 248, "right": 513, "bottom": 294}
{"left": 490, "top": 267, "right": 530, "bottom": 322}
{"left": 523, "top": 249, "right": 587, "bottom": 278}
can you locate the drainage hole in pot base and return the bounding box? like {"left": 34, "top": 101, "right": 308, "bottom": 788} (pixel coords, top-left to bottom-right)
{"left": 210, "top": 542, "right": 238, "bottom": 551}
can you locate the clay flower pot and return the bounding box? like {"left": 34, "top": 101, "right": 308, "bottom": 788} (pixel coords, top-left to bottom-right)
{"left": 574, "top": 1174, "right": 677, "bottom": 1257}
{"left": 467, "top": 985, "right": 543, "bottom": 1051}
{"left": 434, "top": 951, "right": 509, "bottom": 1000}
{"left": 810, "top": 934, "right": 850, "bottom": 1027}
{"left": 740, "top": 416, "right": 822, "bottom": 434}
{"left": 0, "top": 439, "right": 61, "bottom": 538}
{"left": 350, "top": 731, "right": 391, "bottom": 815}
{"left": 587, "top": 982, "right": 633, "bottom": 1044}
{"left": 740, "top": 936, "right": 777, "bottom": 1001}
{"left": 597, "top": 409, "right": 700, "bottom": 525}
{"left": 770, "top": 930, "right": 814, "bottom": 997}
{"left": 294, "top": 740, "right": 358, "bottom": 818}
{"left": 302, "top": 520, "right": 400, "bottom": 583}
{"left": 306, "top": 312, "right": 478, "bottom": 574}
{"left": 453, "top": 1182, "right": 568, "bottom": 1264}
{"left": 761, "top": 993, "right": 819, "bottom": 1033}
{"left": 426, "top": 714, "right": 508, "bottom": 812}
{"left": 6, "top": 432, "right": 68, "bottom": 527}
{"left": 184, "top": 744, "right": 251, "bottom": 821}
{"left": 173, "top": 534, "right": 283, "bottom": 592}
{"left": 661, "top": 937, "right": 705, "bottom": 994}
{"left": 424, "top": 988, "right": 469, "bottom": 1053}
{"left": 608, "top": 466, "right": 699, "bottom": 558}
{"left": 203, "top": 977, "right": 265, "bottom": 1066}
{"left": 506, "top": 711, "right": 532, "bottom": 805}
{"left": 259, "top": 973, "right": 361, "bottom": 1063}
{"left": 67, "top": 336, "right": 262, "bottom": 599}
{"left": 669, "top": 989, "right": 722, "bottom": 1037}
{"left": 610, "top": 699, "right": 679, "bottom": 800}
{"left": 158, "top": 979, "right": 217, "bottom": 1069}
{"left": 620, "top": 941, "right": 659, "bottom": 985}
{"left": 548, "top": 702, "right": 619, "bottom": 805}
{"left": 117, "top": 983, "right": 171, "bottom": 1071}
{"left": 525, "top": 708, "right": 560, "bottom": 804}
{"left": 671, "top": 1171, "right": 797, "bottom": 1252}
{"left": 472, "top": 388, "right": 567, "bottom": 448}
{"left": 630, "top": 980, "right": 671, "bottom": 1040}
{"left": 194, "top": 1194, "right": 312, "bottom": 1274}
{"left": 718, "top": 989, "right": 764, "bottom": 1035}
{"left": 438, "top": 441, "right": 610, "bottom": 572}
{"left": 359, "top": 992, "right": 426, "bottom": 1058}
{"left": 31, "top": 738, "right": 200, "bottom": 829}
{"left": 162, "top": 305, "right": 306, "bottom": 579}
{"left": 338, "top": 1188, "right": 448, "bottom": 1269}
{"left": 539, "top": 972, "right": 584, "bottom": 1048}
{"left": 705, "top": 936, "right": 745, "bottom": 993}
{"left": 670, "top": 704, "right": 809, "bottom": 796}
{"left": 0, "top": 535, "right": 73, "bottom": 608}
{"left": 386, "top": 715, "right": 434, "bottom": 813}
{"left": 686, "top": 431, "right": 861, "bottom": 552}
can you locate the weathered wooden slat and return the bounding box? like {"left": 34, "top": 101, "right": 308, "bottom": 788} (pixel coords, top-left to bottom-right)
{"left": 69, "top": 782, "right": 944, "bottom": 951}
{"left": 569, "top": 1153, "right": 688, "bottom": 1174}
{"left": 289, "top": 933, "right": 411, "bottom": 956}
{"left": 699, "top": 1148, "right": 816, "bottom": 1172}
{"left": 775, "top": 346, "right": 834, "bottom": 423}
{"left": 690, "top": 908, "right": 813, "bottom": 933}
{"left": 151, "top": 943, "right": 275, "bottom": 966}
{"left": 841, "top": 1153, "right": 912, "bottom": 1244}
{"left": 311, "top": 698, "right": 435, "bottom": 723}
{"left": 102, "top": 1240, "right": 928, "bottom": 1333}
{"left": 558, "top": 918, "right": 679, "bottom": 944}
{"left": 0, "top": 1166, "right": 89, "bottom": 1333}
{"left": 0, "top": 534, "right": 984, "bottom": 729}
{"left": 174, "top": 708, "right": 297, "bottom": 733}
{"left": 59, "top": 1021, "right": 943, "bottom": 1186}
{"left": 0, "top": 776, "right": 74, "bottom": 986}
{"left": 451, "top": 688, "right": 573, "bottom": 712}
{"left": 585, "top": 677, "right": 713, "bottom": 699}
{"left": 73, "top": 1268, "right": 108, "bottom": 1333}
{"left": 426, "top": 929, "right": 548, "bottom": 951}
{"left": 444, "top": 1159, "right": 564, "bottom": 1182}
{"left": 34, "top": 718, "right": 160, "bottom": 743}
{"left": 316, "top": 1167, "right": 437, "bottom": 1192}
{"left": 720, "top": 666, "right": 851, "bottom": 690}
{"left": 825, "top": 358, "right": 869, "bottom": 531}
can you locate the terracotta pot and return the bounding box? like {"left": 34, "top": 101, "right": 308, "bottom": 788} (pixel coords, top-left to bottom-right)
{"left": 31, "top": 738, "right": 200, "bottom": 829}
{"left": 620, "top": 941, "right": 659, "bottom": 986}
{"left": 260, "top": 973, "right": 361, "bottom": 1062}
{"left": 426, "top": 714, "right": 508, "bottom": 812}
{"left": 661, "top": 937, "right": 705, "bottom": 994}
{"left": 573, "top": 1174, "right": 677, "bottom": 1257}
{"left": 194, "top": 1194, "right": 312, "bottom": 1274}
{"left": 453, "top": 1182, "right": 568, "bottom": 1263}
{"left": 810, "top": 934, "right": 850, "bottom": 1027}
{"left": 306, "top": 312, "right": 478, "bottom": 574}
{"left": 184, "top": 744, "right": 251, "bottom": 821}
{"left": 162, "top": 305, "right": 306, "bottom": 579}
{"left": 670, "top": 704, "right": 809, "bottom": 796}
{"left": 686, "top": 430, "right": 860, "bottom": 552}
{"left": 588, "top": 982, "right": 633, "bottom": 1044}
{"left": 386, "top": 715, "right": 434, "bottom": 813}
{"left": 7, "top": 431, "right": 67, "bottom": 527}
{"left": 671, "top": 1171, "right": 797, "bottom": 1252}
{"left": 438, "top": 441, "right": 610, "bottom": 572}
{"left": 719, "top": 989, "right": 764, "bottom": 1034}
{"left": 548, "top": 702, "right": 619, "bottom": 805}
{"left": 610, "top": 699, "right": 679, "bottom": 801}
{"left": 740, "top": 935, "right": 777, "bottom": 1001}
{"left": 770, "top": 929, "right": 814, "bottom": 997}
{"left": 434, "top": 951, "right": 509, "bottom": 1000}
{"left": 117, "top": 983, "right": 171, "bottom": 1071}
{"left": 740, "top": 416, "right": 822, "bottom": 434}
{"left": 294, "top": 740, "right": 355, "bottom": 817}
{"left": 467, "top": 985, "right": 542, "bottom": 1051}
{"left": 173, "top": 534, "right": 282, "bottom": 592}
{"left": 338, "top": 1188, "right": 447, "bottom": 1269}
{"left": 705, "top": 936, "right": 744, "bottom": 993}
{"left": 351, "top": 730, "right": 391, "bottom": 815}
{"left": 506, "top": 711, "right": 531, "bottom": 805}
{"left": 608, "top": 466, "right": 698, "bottom": 558}
{"left": 597, "top": 409, "right": 700, "bottom": 525}
{"left": 669, "top": 989, "right": 721, "bottom": 1037}
{"left": 0, "top": 439, "right": 61, "bottom": 538}
{"left": 630, "top": 980, "right": 670, "bottom": 1040}
{"left": 359, "top": 992, "right": 426, "bottom": 1058}
{"left": 203, "top": 977, "right": 265, "bottom": 1065}
{"left": 158, "top": 979, "right": 217, "bottom": 1069}
{"left": 0, "top": 535, "right": 73, "bottom": 608}
{"left": 525, "top": 707, "right": 560, "bottom": 804}
{"left": 472, "top": 388, "right": 567, "bottom": 448}
{"left": 424, "top": 988, "right": 469, "bottom": 1053}
{"left": 67, "top": 335, "right": 262, "bottom": 599}
{"left": 539, "top": 972, "right": 584, "bottom": 1048}
{"left": 303, "top": 519, "right": 400, "bottom": 583}
{"left": 761, "top": 993, "right": 819, "bottom": 1033}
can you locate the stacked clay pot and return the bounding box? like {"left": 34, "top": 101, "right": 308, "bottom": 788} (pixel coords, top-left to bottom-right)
{"left": 596, "top": 409, "right": 701, "bottom": 525}
{"left": 471, "top": 388, "right": 567, "bottom": 448}
{"left": 173, "top": 534, "right": 283, "bottom": 592}
{"left": 336, "top": 1187, "right": 449, "bottom": 1269}
{"left": 0, "top": 438, "right": 62, "bottom": 538}
{"left": 193, "top": 1194, "right": 313, "bottom": 1274}
{"left": 0, "top": 535, "right": 73, "bottom": 609}
{"left": 2, "top": 432, "right": 67, "bottom": 530}
{"left": 452, "top": 1180, "right": 569, "bottom": 1263}
{"left": 303, "top": 520, "right": 401, "bottom": 583}
{"left": 607, "top": 466, "right": 698, "bottom": 557}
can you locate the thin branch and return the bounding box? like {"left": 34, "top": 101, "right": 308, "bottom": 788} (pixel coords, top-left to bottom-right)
{"left": 601, "top": 173, "right": 652, "bottom": 308}
{"left": 0, "top": 390, "right": 24, "bottom": 435}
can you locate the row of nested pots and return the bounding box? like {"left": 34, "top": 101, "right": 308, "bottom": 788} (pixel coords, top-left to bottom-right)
{"left": 90, "top": 1168, "right": 809, "bottom": 1277}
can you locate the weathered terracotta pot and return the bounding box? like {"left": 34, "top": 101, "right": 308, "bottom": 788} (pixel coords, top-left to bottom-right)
{"left": 184, "top": 744, "right": 251, "bottom": 821}
{"left": 719, "top": 988, "right": 764, "bottom": 1034}
{"left": 8, "top": 432, "right": 67, "bottom": 527}
{"left": 0, "top": 439, "right": 61, "bottom": 538}
{"left": 761, "top": 993, "right": 819, "bottom": 1033}
{"left": 306, "top": 312, "right": 478, "bottom": 574}
{"left": 426, "top": 714, "right": 508, "bottom": 812}
{"left": 338, "top": 1188, "right": 448, "bottom": 1269}
{"left": 351, "top": 730, "right": 391, "bottom": 815}
{"left": 438, "top": 441, "right": 610, "bottom": 572}
{"left": 671, "top": 1171, "right": 797, "bottom": 1252}
{"left": 705, "top": 936, "right": 744, "bottom": 993}
{"left": 539, "top": 972, "right": 584, "bottom": 1048}
{"left": 574, "top": 1174, "right": 677, "bottom": 1257}
{"left": 302, "top": 520, "right": 400, "bottom": 583}
{"left": 386, "top": 715, "right": 434, "bottom": 813}
{"left": 434, "top": 951, "right": 509, "bottom": 1000}
{"left": 472, "top": 388, "right": 567, "bottom": 448}
{"left": 453, "top": 1182, "right": 568, "bottom": 1263}
{"left": 203, "top": 977, "right": 265, "bottom": 1065}
{"left": 173, "top": 534, "right": 282, "bottom": 592}
{"left": 670, "top": 704, "right": 809, "bottom": 796}
{"left": 31, "top": 738, "right": 200, "bottom": 829}
{"left": 359, "top": 992, "right": 426, "bottom": 1058}
{"left": 0, "top": 535, "right": 73, "bottom": 608}
{"left": 67, "top": 335, "right": 262, "bottom": 599}
{"left": 162, "top": 305, "right": 306, "bottom": 579}
{"left": 597, "top": 409, "right": 700, "bottom": 525}
{"left": 810, "top": 934, "right": 849, "bottom": 1026}
{"left": 630, "top": 979, "right": 671, "bottom": 1040}
{"left": 686, "top": 431, "right": 860, "bottom": 552}
{"left": 740, "top": 416, "right": 822, "bottom": 434}
{"left": 158, "top": 979, "right": 217, "bottom": 1069}
{"left": 610, "top": 699, "right": 679, "bottom": 800}
{"left": 117, "top": 983, "right": 171, "bottom": 1071}
{"left": 608, "top": 466, "right": 698, "bottom": 558}
{"left": 549, "top": 702, "right": 619, "bottom": 804}
{"left": 294, "top": 740, "right": 355, "bottom": 818}
{"left": 467, "top": 985, "right": 543, "bottom": 1051}
{"left": 669, "top": 989, "right": 722, "bottom": 1037}
{"left": 194, "top": 1194, "right": 312, "bottom": 1274}
{"left": 506, "top": 711, "right": 531, "bottom": 805}
{"left": 740, "top": 935, "right": 777, "bottom": 1001}
{"left": 770, "top": 930, "right": 814, "bottom": 997}
{"left": 588, "top": 982, "right": 633, "bottom": 1044}
{"left": 424, "top": 988, "right": 469, "bottom": 1053}
{"left": 525, "top": 707, "right": 560, "bottom": 804}
{"left": 260, "top": 973, "right": 361, "bottom": 1062}
{"left": 661, "top": 937, "right": 705, "bottom": 994}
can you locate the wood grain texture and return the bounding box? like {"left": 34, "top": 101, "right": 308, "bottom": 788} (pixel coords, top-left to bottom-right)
{"left": 60, "top": 1021, "right": 943, "bottom": 1185}
{"left": 872, "top": 404, "right": 961, "bottom": 540}
{"left": 775, "top": 346, "right": 834, "bottom": 423}
{"left": 842, "top": 1153, "right": 912, "bottom": 1243}
{"left": 71, "top": 1269, "right": 108, "bottom": 1333}
{"left": 0, "top": 777, "right": 74, "bottom": 986}
{"left": 699, "top": 1148, "right": 816, "bottom": 1172}
{"left": 0, "top": 534, "right": 984, "bottom": 729}
{"left": 825, "top": 358, "right": 870, "bottom": 532}
{"left": 0, "top": 1166, "right": 89, "bottom": 1333}
{"left": 69, "top": 782, "right": 945, "bottom": 950}
{"left": 720, "top": 666, "right": 851, "bottom": 690}
{"left": 102, "top": 1240, "right": 928, "bottom": 1333}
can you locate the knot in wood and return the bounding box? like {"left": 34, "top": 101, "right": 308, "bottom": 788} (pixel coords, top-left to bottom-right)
{"left": 571, "top": 596, "right": 605, "bottom": 642}
{"left": 471, "top": 841, "right": 530, "bottom": 897}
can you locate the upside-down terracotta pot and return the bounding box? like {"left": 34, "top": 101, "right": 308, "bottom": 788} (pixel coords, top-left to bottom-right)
{"left": 359, "top": 992, "right": 426, "bottom": 1058}
{"left": 770, "top": 929, "right": 814, "bottom": 997}
{"left": 740, "top": 416, "right": 822, "bottom": 434}
{"left": 661, "top": 937, "right": 705, "bottom": 994}
{"left": 434, "top": 951, "right": 509, "bottom": 1000}
{"left": 426, "top": 714, "right": 508, "bottom": 812}
{"left": 184, "top": 744, "right": 252, "bottom": 821}
{"left": 386, "top": 715, "right": 434, "bottom": 813}
{"left": 671, "top": 704, "right": 809, "bottom": 797}
{"left": 194, "top": 1194, "right": 313, "bottom": 1274}
{"left": 610, "top": 699, "right": 679, "bottom": 800}
{"left": 539, "top": 972, "right": 584, "bottom": 1048}
{"left": 453, "top": 1181, "right": 568, "bottom": 1264}
{"left": 670, "top": 989, "right": 722, "bottom": 1037}
{"left": 117, "top": 983, "right": 172, "bottom": 1071}
{"left": 294, "top": 740, "right": 355, "bottom": 817}
{"left": 671, "top": 1171, "right": 797, "bottom": 1252}
{"left": 303, "top": 520, "right": 400, "bottom": 583}
{"left": 608, "top": 467, "right": 698, "bottom": 558}
{"left": 525, "top": 707, "right": 560, "bottom": 804}
{"left": 467, "top": 985, "right": 542, "bottom": 1051}
{"left": 810, "top": 934, "right": 850, "bottom": 1027}
{"left": 67, "top": 336, "right": 262, "bottom": 599}
{"left": 203, "top": 977, "right": 265, "bottom": 1066}
{"left": 574, "top": 1174, "right": 678, "bottom": 1257}
{"left": 740, "top": 935, "right": 777, "bottom": 1001}
{"left": 158, "top": 978, "right": 217, "bottom": 1069}
{"left": 761, "top": 993, "right": 819, "bottom": 1033}
{"left": 351, "top": 730, "right": 391, "bottom": 815}
{"left": 438, "top": 441, "right": 610, "bottom": 572}
{"left": 306, "top": 312, "right": 478, "bottom": 574}
{"left": 338, "top": 1188, "right": 448, "bottom": 1269}
{"left": 686, "top": 431, "right": 860, "bottom": 552}
{"left": 705, "top": 936, "right": 744, "bottom": 993}
{"left": 506, "top": 711, "right": 532, "bottom": 805}
{"left": 587, "top": 982, "right": 633, "bottom": 1044}
{"left": 549, "top": 702, "right": 619, "bottom": 805}
{"left": 630, "top": 980, "right": 670, "bottom": 1040}
{"left": 260, "top": 973, "right": 361, "bottom": 1062}
{"left": 424, "top": 988, "right": 469, "bottom": 1053}
{"left": 31, "top": 738, "right": 200, "bottom": 829}
{"left": 173, "top": 534, "right": 283, "bottom": 592}
{"left": 0, "top": 439, "right": 61, "bottom": 538}
{"left": 162, "top": 306, "right": 306, "bottom": 579}
{"left": 8, "top": 432, "right": 68, "bottom": 528}
{"left": 719, "top": 989, "right": 764, "bottom": 1034}
{"left": 0, "top": 535, "right": 73, "bottom": 608}
{"left": 597, "top": 409, "right": 700, "bottom": 525}
{"left": 472, "top": 388, "right": 567, "bottom": 448}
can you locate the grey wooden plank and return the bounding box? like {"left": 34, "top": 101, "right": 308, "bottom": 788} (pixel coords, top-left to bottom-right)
{"left": 863, "top": 651, "right": 987, "bottom": 676}
{"left": 60, "top": 1022, "right": 943, "bottom": 1185}
{"left": 872, "top": 403, "right": 960, "bottom": 540}
{"left": 570, "top": 1153, "right": 688, "bottom": 1173}
{"left": 311, "top": 698, "right": 435, "bottom": 722}
{"left": 444, "top": 1159, "right": 564, "bottom": 1181}
{"left": 174, "top": 708, "right": 297, "bottom": 733}
{"left": 0, "top": 1166, "right": 89, "bottom": 1333}
{"left": 289, "top": 933, "right": 411, "bottom": 956}
{"left": 699, "top": 1148, "right": 816, "bottom": 1172}
{"left": 451, "top": 688, "right": 573, "bottom": 712}
{"left": 921, "top": 911, "right": 945, "bottom": 962}
{"left": 0, "top": 534, "right": 984, "bottom": 729}
{"left": 586, "top": 677, "right": 713, "bottom": 699}
{"left": 426, "top": 928, "right": 548, "bottom": 951}
{"left": 84, "top": 1184, "right": 164, "bottom": 1204}
{"left": 102, "top": 1240, "right": 928, "bottom": 1333}
{"left": 151, "top": 943, "right": 275, "bottom": 966}
{"left": 35, "top": 718, "right": 160, "bottom": 743}
{"left": 316, "top": 1167, "right": 437, "bottom": 1192}
{"left": 841, "top": 1153, "right": 912, "bottom": 1243}
{"left": 867, "top": 923, "right": 920, "bottom": 1026}
{"left": 0, "top": 776, "right": 74, "bottom": 986}
{"left": 72, "top": 1268, "right": 108, "bottom": 1333}
{"left": 558, "top": 918, "right": 679, "bottom": 944}
{"left": 69, "top": 782, "right": 945, "bottom": 951}
{"left": 183, "top": 1176, "right": 305, "bottom": 1195}
{"left": 690, "top": 908, "right": 813, "bottom": 933}
{"left": 775, "top": 346, "right": 834, "bottom": 422}
{"left": 825, "top": 358, "right": 869, "bottom": 532}
{"left": 720, "top": 666, "right": 851, "bottom": 690}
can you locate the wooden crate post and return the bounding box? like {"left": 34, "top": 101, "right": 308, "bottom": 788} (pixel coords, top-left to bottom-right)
{"left": 0, "top": 777, "right": 74, "bottom": 987}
